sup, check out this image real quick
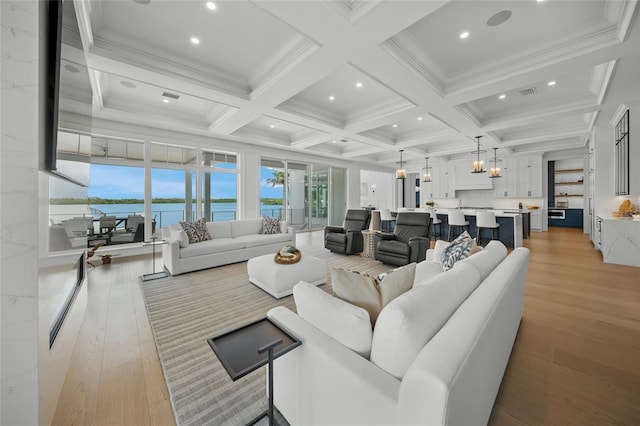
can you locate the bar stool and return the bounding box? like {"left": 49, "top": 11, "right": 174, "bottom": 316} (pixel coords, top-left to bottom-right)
{"left": 476, "top": 211, "right": 500, "bottom": 246}
{"left": 426, "top": 209, "right": 442, "bottom": 239}
{"left": 379, "top": 208, "right": 395, "bottom": 232}
{"left": 447, "top": 210, "right": 470, "bottom": 241}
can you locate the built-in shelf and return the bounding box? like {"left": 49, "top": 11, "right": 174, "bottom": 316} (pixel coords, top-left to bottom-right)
{"left": 555, "top": 182, "right": 584, "bottom": 185}
{"left": 555, "top": 168, "right": 584, "bottom": 174}
{"left": 556, "top": 194, "right": 584, "bottom": 197}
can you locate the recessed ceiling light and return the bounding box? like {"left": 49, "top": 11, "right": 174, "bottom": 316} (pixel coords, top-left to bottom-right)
{"left": 269, "top": 124, "right": 275, "bottom": 128}
{"left": 417, "top": 117, "right": 423, "bottom": 121}
{"left": 190, "top": 37, "right": 200, "bottom": 45}
{"left": 120, "top": 81, "right": 137, "bottom": 89}
{"left": 499, "top": 94, "right": 506, "bottom": 99}
{"left": 328, "top": 96, "right": 335, "bottom": 101}
{"left": 356, "top": 82, "right": 363, "bottom": 88}
{"left": 163, "top": 99, "right": 169, "bottom": 103}
{"left": 460, "top": 31, "right": 469, "bottom": 39}
{"left": 392, "top": 124, "right": 398, "bottom": 128}
{"left": 537, "top": 0, "right": 545, "bottom": 2}
{"left": 206, "top": 1, "right": 216, "bottom": 10}
{"left": 332, "top": 140, "right": 337, "bottom": 144}
{"left": 548, "top": 80, "right": 556, "bottom": 86}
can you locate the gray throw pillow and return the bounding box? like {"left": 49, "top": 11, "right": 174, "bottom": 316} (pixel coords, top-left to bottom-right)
{"left": 441, "top": 231, "right": 473, "bottom": 271}
{"left": 179, "top": 218, "right": 211, "bottom": 243}
{"left": 261, "top": 216, "right": 281, "bottom": 234}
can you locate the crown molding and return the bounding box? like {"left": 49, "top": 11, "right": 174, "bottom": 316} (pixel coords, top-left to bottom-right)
{"left": 604, "top": 0, "right": 638, "bottom": 41}
{"left": 590, "top": 59, "right": 617, "bottom": 105}
{"left": 346, "top": 97, "right": 416, "bottom": 127}
{"left": 290, "top": 129, "right": 331, "bottom": 148}
{"left": 380, "top": 35, "right": 445, "bottom": 96}
{"left": 91, "top": 37, "right": 250, "bottom": 100}
{"left": 207, "top": 105, "right": 240, "bottom": 132}
{"left": 446, "top": 22, "right": 619, "bottom": 95}
{"left": 321, "top": 0, "right": 382, "bottom": 24}
{"left": 276, "top": 98, "right": 345, "bottom": 129}
{"left": 250, "top": 36, "right": 320, "bottom": 100}
{"left": 73, "top": 0, "right": 94, "bottom": 51}
{"left": 610, "top": 103, "right": 629, "bottom": 126}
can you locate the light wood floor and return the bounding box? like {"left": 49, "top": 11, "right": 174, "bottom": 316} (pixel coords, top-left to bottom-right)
{"left": 52, "top": 228, "right": 640, "bottom": 425}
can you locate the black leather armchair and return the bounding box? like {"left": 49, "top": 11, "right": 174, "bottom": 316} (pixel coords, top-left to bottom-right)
{"left": 374, "top": 212, "right": 431, "bottom": 266}
{"left": 324, "top": 209, "right": 371, "bottom": 255}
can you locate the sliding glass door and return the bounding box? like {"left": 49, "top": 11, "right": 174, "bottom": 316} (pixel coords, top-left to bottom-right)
{"left": 310, "top": 165, "right": 329, "bottom": 230}
{"left": 287, "top": 162, "right": 308, "bottom": 230}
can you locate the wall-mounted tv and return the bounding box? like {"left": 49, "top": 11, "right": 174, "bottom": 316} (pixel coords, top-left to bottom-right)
{"left": 42, "top": 0, "right": 91, "bottom": 187}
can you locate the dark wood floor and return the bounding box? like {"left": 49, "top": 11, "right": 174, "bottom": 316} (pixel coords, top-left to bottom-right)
{"left": 53, "top": 228, "right": 640, "bottom": 425}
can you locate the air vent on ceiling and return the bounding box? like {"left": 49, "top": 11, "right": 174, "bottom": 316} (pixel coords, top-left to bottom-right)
{"left": 519, "top": 87, "right": 537, "bottom": 96}
{"left": 161, "top": 91, "right": 180, "bottom": 100}
{"left": 340, "top": 139, "right": 348, "bottom": 143}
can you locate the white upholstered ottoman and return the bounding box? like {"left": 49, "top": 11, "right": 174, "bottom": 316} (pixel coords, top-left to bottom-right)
{"left": 247, "top": 253, "right": 327, "bottom": 299}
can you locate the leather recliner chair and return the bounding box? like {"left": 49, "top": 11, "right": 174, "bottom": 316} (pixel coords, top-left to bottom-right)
{"left": 324, "top": 209, "right": 371, "bottom": 255}
{"left": 374, "top": 212, "right": 431, "bottom": 266}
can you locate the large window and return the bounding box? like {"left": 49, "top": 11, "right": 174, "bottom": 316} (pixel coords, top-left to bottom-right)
{"left": 260, "top": 159, "right": 285, "bottom": 219}
{"left": 151, "top": 168, "right": 196, "bottom": 228}
{"left": 202, "top": 150, "right": 238, "bottom": 221}
{"left": 260, "top": 159, "right": 346, "bottom": 230}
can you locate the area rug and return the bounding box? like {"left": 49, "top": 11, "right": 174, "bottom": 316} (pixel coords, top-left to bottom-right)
{"left": 140, "top": 247, "right": 389, "bottom": 426}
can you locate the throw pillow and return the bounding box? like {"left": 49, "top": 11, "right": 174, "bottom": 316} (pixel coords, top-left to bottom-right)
{"left": 293, "top": 282, "right": 373, "bottom": 358}
{"left": 432, "top": 240, "right": 451, "bottom": 264}
{"left": 331, "top": 269, "right": 380, "bottom": 325}
{"left": 261, "top": 216, "right": 281, "bottom": 234}
{"left": 441, "top": 231, "right": 473, "bottom": 271}
{"left": 376, "top": 263, "right": 416, "bottom": 306}
{"left": 179, "top": 218, "right": 211, "bottom": 243}
{"left": 171, "top": 227, "right": 190, "bottom": 248}
{"left": 332, "top": 263, "right": 416, "bottom": 326}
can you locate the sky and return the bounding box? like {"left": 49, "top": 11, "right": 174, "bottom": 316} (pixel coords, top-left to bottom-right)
{"left": 82, "top": 164, "right": 284, "bottom": 199}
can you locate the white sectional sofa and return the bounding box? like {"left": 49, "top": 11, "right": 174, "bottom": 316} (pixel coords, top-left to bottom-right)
{"left": 162, "top": 218, "right": 295, "bottom": 275}
{"left": 267, "top": 240, "right": 530, "bottom": 425}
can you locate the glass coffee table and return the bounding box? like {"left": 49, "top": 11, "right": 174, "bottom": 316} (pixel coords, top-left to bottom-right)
{"left": 208, "top": 317, "right": 301, "bottom": 426}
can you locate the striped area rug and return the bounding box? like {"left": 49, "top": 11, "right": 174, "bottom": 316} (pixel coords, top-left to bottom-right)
{"left": 140, "top": 247, "right": 389, "bottom": 426}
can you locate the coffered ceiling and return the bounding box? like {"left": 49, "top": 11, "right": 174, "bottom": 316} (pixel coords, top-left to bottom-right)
{"left": 60, "top": 0, "right": 639, "bottom": 172}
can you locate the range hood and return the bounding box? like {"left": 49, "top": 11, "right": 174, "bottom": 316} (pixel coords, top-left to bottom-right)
{"left": 454, "top": 167, "right": 493, "bottom": 190}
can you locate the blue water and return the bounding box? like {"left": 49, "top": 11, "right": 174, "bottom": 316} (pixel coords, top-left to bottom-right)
{"left": 90, "top": 202, "right": 283, "bottom": 227}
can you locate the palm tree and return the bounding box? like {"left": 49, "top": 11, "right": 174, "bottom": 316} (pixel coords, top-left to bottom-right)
{"left": 265, "top": 170, "right": 286, "bottom": 187}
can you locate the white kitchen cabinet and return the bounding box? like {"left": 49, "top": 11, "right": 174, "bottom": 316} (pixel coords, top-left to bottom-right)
{"left": 431, "top": 165, "right": 454, "bottom": 198}
{"left": 517, "top": 156, "right": 542, "bottom": 197}
{"left": 495, "top": 156, "right": 542, "bottom": 198}
{"left": 494, "top": 158, "right": 517, "bottom": 198}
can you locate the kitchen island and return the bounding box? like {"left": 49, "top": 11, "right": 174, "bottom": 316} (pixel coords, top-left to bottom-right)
{"left": 435, "top": 210, "right": 523, "bottom": 248}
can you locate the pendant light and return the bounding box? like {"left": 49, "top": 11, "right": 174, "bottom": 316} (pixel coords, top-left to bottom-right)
{"left": 396, "top": 149, "right": 406, "bottom": 179}
{"left": 471, "top": 136, "right": 486, "bottom": 173}
{"left": 489, "top": 148, "right": 502, "bottom": 178}
{"left": 422, "top": 157, "right": 432, "bottom": 182}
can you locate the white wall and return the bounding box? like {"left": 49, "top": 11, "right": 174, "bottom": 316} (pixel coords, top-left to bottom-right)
{"left": 360, "top": 169, "right": 394, "bottom": 210}
{"left": 1, "top": 1, "right": 40, "bottom": 423}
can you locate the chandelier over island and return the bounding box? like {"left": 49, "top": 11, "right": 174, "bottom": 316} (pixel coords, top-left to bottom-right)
{"left": 489, "top": 148, "right": 502, "bottom": 178}
{"left": 422, "top": 157, "right": 432, "bottom": 182}
{"left": 396, "top": 149, "right": 407, "bottom": 179}
{"left": 471, "top": 136, "right": 486, "bottom": 173}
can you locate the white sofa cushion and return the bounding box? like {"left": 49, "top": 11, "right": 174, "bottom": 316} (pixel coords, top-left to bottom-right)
{"left": 413, "top": 260, "right": 444, "bottom": 287}
{"left": 231, "top": 218, "right": 263, "bottom": 237}
{"left": 293, "top": 282, "right": 373, "bottom": 358}
{"left": 458, "top": 240, "right": 507, "bottom": 280}
{"left": 370, "top": 262, "right": 482, "bottom": 379}
{"left": 234, "top": 233, "right": 293, "bottom": 248}
{"left": 206, "top": 221, "right": 232, "bottom": 238}
{"left": 169, "top": 224, "right": 190, "bottom": 248}
{"left": 179, "top": 238, "right": 245, "bottom": 258}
